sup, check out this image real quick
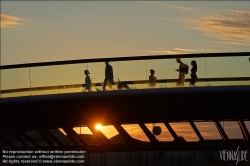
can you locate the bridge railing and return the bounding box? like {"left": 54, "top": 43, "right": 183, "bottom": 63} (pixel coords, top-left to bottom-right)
{"left": 1, "top": 52, "right": 249, "bottom": 98}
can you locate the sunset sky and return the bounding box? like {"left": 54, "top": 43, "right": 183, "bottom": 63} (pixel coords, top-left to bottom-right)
{"left": 1, "top": 1, "right": 250, "bottom": 140}
{"left": 1, "top": 1, "right": 250, "bottom": 65}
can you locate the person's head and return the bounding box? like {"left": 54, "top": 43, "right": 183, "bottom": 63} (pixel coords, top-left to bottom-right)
{"left": 191, "top": 60, "right": 197, "bottom": 66}
{"left": 105, "top": 61, "right": 109, "bottom": 65}
{"left": 84, "top": 70, "right": 90, "bottom": 75}
{"left": 150, "top": 69, "right": 155, "bottom": 75}
{"left": 176, "top": 58, "right": 181, "bottom": 63}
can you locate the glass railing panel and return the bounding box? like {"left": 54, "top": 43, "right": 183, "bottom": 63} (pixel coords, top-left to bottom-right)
{"left": 88, "top": 60, "right": 147, "bottom": 91}
{"left": 29, "top": 63, "right": 87, "bottom": 96}
{"left": 58, "top": 63, "right": 87, "bottom": 94}
{"left": 219, "top": 121, "right": 243, "bottom": 139}
{"left": 112, "top": 60, "right": 147, "bottom": 90}
{"left": 206, "top": 56, "right": 250, "bottom": 86}
{"left": 0, "top": 68, "right": 30, "bottom": 98}
{"left": 1, "top": 54, "right": 249, "bottom": 98}
{"left": 145, "top": 123, "right": 173, "bottom": 141}
{"left": 146, "top": 59, "right": 171, "bottom": 89}
{"left": 86, "top": 62, "right": 106, "bottom": 91}
{"left": 146, "top": 57, "right": 206, "bottom": 88}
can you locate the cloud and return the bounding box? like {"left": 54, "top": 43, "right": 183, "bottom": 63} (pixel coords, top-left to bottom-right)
{"left": 1, "top": 14, "right": 24, "bottom": 28}
{"left": 145, "top": 1, "right": 193, "bottom": 12}
{"left": 147, "top": 48, "right": 210, "bottom": 54}
{"left": 162, "top": 10, "right": 250, "bottom": 46}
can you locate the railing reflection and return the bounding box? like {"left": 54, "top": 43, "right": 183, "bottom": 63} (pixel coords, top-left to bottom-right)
{"left": 1, "top": 52, "right": 249, "bottom": 98}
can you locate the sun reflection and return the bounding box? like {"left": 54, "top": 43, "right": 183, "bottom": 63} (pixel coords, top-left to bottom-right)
{"left": 95, "top": 124, "right": 102, "bottom": 130}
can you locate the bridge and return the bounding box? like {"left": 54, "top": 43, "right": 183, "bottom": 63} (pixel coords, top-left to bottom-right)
{"left": 1, "top": 52, "right": 250, "bottom": 152}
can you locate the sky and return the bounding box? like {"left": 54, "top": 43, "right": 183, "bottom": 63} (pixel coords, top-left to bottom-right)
{"left": 1, "top": 1, "right": 250, "bottom": 65}
{"left": 1, "top": 1, "right": 250, "bottom": 141}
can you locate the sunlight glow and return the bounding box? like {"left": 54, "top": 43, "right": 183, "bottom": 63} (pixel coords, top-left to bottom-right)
{"left": 95, "top": 124, "right": 102, "bottom": 130}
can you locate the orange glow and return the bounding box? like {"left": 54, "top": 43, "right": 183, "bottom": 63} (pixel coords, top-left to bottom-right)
{"left": 95, "top": 124, "right": 102, "bottom": 130}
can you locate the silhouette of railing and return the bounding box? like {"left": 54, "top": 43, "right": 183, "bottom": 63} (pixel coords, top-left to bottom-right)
{"left": 1, "top": 77, "right": 250, "bottom": 94}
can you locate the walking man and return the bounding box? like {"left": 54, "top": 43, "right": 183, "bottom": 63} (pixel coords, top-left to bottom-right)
{"left": 103, "top": 61, "right": 114, "bottom": 90}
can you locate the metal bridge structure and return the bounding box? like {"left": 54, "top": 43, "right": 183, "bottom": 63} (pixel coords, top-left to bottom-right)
{"left": 1, "top": 52, "right": 250, "bottom": 152}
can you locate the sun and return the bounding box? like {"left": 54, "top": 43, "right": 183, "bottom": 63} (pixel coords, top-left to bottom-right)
{"left": 95, "top": 124, "right": 102, "bottom": 130}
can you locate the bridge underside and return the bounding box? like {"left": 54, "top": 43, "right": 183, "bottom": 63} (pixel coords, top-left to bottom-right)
{"left": 1, "top": 86, "right": 250, "bottom": 151}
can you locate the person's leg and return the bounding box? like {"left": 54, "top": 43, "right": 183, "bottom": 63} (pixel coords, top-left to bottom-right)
{"left": 108, "top": 79, "right": 113, "bottom": 90}
{"left": 180, "top": 72, "right": 185, "bottom": 86}
{"left": 189, "top": 75, "right": 194, "bottom": 87}
{"left": 103, "top": 78, "right": 108, "bottom": 90}
{"left": 177, "top": 73, "right": 184, "bottom": 87}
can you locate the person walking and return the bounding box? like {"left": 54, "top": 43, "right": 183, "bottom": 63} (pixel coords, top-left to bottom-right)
{"left": 84, "top": 70, "right": 91, "bottom": 91}
{"left": 103, "top": 61, "right": 114, "bottom": 90}
{"left": 149, "top": 69, "right": 157, "bottom": 88}
{"left": 189, "top": 60, "right": 198, "bottom": 86}
{"left": 176, "top": 58, "right": 188, "bottom": 87}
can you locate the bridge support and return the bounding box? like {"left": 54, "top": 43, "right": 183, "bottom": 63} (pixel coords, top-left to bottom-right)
{"left": 87, "top": 125, "right": 112, "bottom": 145}
{"left": 189, "top": 121, "right": 204, "bottom": 141}
{"left": 37, "top": 129, "right": 55, "bottom": 147}
{"left": 214, "top": 120, "right": 228, "bottom": 141}
{"left": 113, "top": 124, "right": 135, "bottom": 144}
{"left": 44, "top": 129, "right": 66, "bottom": 147}
{"left": 238, "top": 120, "right": 250, "bottom": 141}
{"left": 12, "top": 130, "right": 29, "bottom": 148}
{"left": 20, "top": 131, "right": 41, "bottom": 148}
{"left": 164, "top": 122, "right": 180, "bottom": 142}
{"left": 138, "top": 123, "right": 158, "bottom": 143}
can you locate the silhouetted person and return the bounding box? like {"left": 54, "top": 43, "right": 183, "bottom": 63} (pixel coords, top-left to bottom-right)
{"left": 175, "top": 58, "right": 188, "bottom": 87}
{"left": 103, "top": 61, "right": 114, "bottom": 90}
{"left": 189, "top": 60, "right": 197, "bottom": 86}
{"left": 84, "top": 70, "right": 91, "bottom": 91}
{"left": 149, "top": 69, "right": 157, "bottom": 88}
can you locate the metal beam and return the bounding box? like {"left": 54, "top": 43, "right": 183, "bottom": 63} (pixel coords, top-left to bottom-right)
{"left": 66, "top": 128, "right": 89, "bottom": 147}
{"left": 87, "top": 125, "right": 112, "bottom": 145}
{"left": 1, "top": 52, "right": 249, "bottom": 70}
{"left": 214, "top": 120, "right": 229, "bottom": 141}
{"left": 164, "top": 122, "right": 180, "bottom": 142}
{"left": 62, "top": 128, "right": 80, "bottom": 146}
{"left": 113, "top": 124, "right": 135, "bottom": 144}
{"left": 20, "top": 131, "right": 41, "bottom": 148}
{"left": 238, "top": 120, "right": 250, "bottom": 141}
{"left": 189, "top": 121, "right": 204, "bottom": 141}
{"left": 37, "top": 130, "right": 55, "bottom": 147}
{"left": 43, "top": 129, "right": 66, "bottom": 147}
{"left": 138, "top": 123, "right": 158, "bottom": 143}
{"left": 12, "top": 131, "right": 29, "bottom": 148}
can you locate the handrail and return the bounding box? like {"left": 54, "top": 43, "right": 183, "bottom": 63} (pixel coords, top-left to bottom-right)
{"left": 0, "top": 52, "right": 249, "bottom": 69}
{"left": 1, "top": 76, "right": 250, "bottom": 94}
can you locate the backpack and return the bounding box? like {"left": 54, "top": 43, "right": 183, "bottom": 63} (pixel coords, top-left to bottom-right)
{"left": 180, "top": 64, "right": 189, "bottom": 75}
{"left": 184, "top": 64, "right": 189, "bottom": 75}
